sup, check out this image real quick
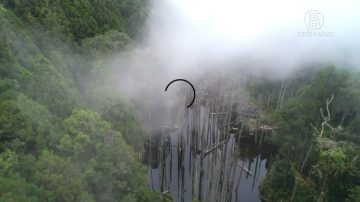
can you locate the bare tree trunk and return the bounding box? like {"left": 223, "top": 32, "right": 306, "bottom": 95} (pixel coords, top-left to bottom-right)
{"left": 290, "top": 143, "right": 313, "bottom": 202}
{"left": 279, "top": 83, "right": 287, "bottom": 110}
{"left": 276, "top": 80, "right": 284, "bottom": 111}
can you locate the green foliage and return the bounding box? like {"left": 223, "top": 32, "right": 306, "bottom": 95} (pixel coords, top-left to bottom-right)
{"left": 81, "top": 30, "right": 133, "bottom": 58}
{"left": 346, "top": 186, "right": 360, "bottom": 202}
{"left": 0, "top": 91, "right": 59, "bottom": 154}
{"left": 64, "top": 109, "right": 111, "bottom": 139}
{"left": 59, "top": 109, "right": 149, "bottom": 201}
{"left": 0, "top": 0, "right": 149, "bottom": 41}
{"left": 0, "top": 2, "right": 157, "bottom": 201}
{"left": 0, "top": 150, "right": 46, "bottom": 201}
{"left": 259, "top": 66, "right": 360, "bottom": 201}
{"left": 134, "top": 187, "right": 162, "bottom": 202}
{"left": 34, "top": 151, "right": 89, "bottom": 201}
{"left": 24, "top": 55, "right": 79, "bottom": 116}
{"left": 103, "top": 102, "right": 144, "bottom": 148}
{"left": 0, "top": 5, "right": 80, "bottom": 117}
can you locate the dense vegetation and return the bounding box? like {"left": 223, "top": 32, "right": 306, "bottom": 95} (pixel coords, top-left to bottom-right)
{"left": 252, "top": 66, "right": 360, "bottom": 201}
{"left": 1, "top": 0, "right": 148, "bottom": 42}
{"left": 0, "top": 1, "right": 160, "bottom": 201}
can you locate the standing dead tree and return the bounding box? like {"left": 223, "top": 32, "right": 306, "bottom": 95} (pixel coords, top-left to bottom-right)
{"left": 276, "top": 80, "right": 286, "bottom": 111}
{"left": 291, "top": 94, "right": 337, "bottom": 202}
{"left": 310, "top": 94, "right": 334, "bottom": 139}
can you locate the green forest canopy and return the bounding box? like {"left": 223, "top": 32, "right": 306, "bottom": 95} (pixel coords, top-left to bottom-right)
{"left": 256, "top": 66, "right": 360, "bottom": 202}
{"left": 0, "top": 1, "right": 160, "bottom": 201}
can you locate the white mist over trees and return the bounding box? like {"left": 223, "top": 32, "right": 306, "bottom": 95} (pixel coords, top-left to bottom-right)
{"left": 108, "top": 0, "right": 360, "bottom": 113}
{"left": 142, "top": 0, "right": 360, "bottom": 76}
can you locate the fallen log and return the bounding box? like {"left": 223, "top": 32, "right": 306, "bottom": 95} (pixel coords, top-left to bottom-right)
{"left": 203, "top": 139, "right": 228, "bottom": 157}
{"left": 237, "top": 165, "right": 253, "bottom": 176}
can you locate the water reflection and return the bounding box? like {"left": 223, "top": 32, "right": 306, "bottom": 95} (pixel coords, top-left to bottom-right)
{"left": 144, "top": 107, "right": 276, "bottom": 202}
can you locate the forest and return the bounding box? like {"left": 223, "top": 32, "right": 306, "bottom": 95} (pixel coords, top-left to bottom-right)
{"left": 0, "top": 0, "right": 360, "bottom": 202}
{"left": 0, "top": 0, "right": 160, "bottom": 201}
{"left": 252, "top": 66, "right": 360, "bottom": 201}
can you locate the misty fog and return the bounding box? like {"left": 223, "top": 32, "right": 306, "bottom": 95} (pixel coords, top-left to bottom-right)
{"left": 103, "top": 0, "right": 360, "bottom": 118}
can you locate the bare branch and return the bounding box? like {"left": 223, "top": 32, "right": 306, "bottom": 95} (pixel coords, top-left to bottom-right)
{"left": 325, "top": 94, "right": 334, "bottom": 121}
{"left": 310, "top": 123, "right": 320, "bottom": 136}
{"left": 313, "top": 94, "right": 335, "bottom": 138}
{"left": 324, "top": 122, "right": 335, "bottom": 130}
{"left": 320, "top": 108, "right": 326, "bottom": 120}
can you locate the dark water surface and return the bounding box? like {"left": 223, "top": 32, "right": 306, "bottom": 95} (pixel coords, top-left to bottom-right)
{"left": 144, "top": 107, "right": 276, "bottom": 202}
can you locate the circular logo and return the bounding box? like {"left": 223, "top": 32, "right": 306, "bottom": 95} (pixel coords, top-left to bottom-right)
{"left": 304, "top": 9, "right": 324, "bottom": 30}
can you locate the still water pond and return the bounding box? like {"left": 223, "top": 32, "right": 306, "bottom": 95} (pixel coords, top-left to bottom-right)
{"left": 144, "top": 107, "right": 276, "bottom": 202}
